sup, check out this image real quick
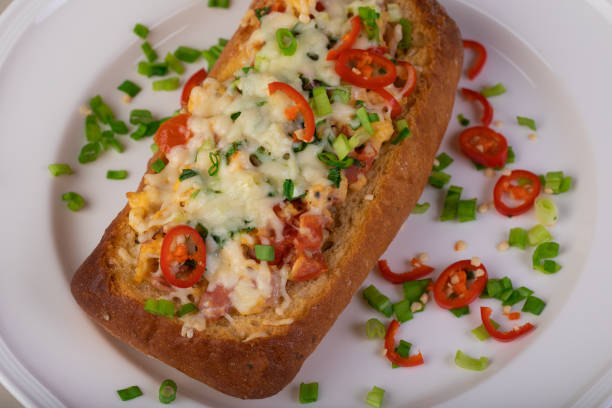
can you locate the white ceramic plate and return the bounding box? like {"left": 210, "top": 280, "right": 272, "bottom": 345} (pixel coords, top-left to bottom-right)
{"left": 1, "top": 0, "right": 611, "bottom": 407}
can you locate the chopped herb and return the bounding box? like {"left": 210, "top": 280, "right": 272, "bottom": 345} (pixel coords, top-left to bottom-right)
{"left": 141, "top": 41, "right": 158, "bottom": 62}
{"left": 208, "top": 152, "right": 220, "bottom": 176}
{"left": 133, "top": 23, "right": 149, "bottom": 39}
{"left": 152, "top": 77, "right": 180, "bottom": 91}
{"left": 433, "top": 152, "right": 454, "bottom": 171}
{"left": 164, "top": 52, "right": 185, "bottom": 75}
{"left": 328, "top": 167, "right": 341, "bottom": 188}
{"left": 412, "top": 202, "right": 430, "bottom": 214}
{"left": 109, "top": 119, "right": 129, "bottom": 135}
{"left": 85, "top": 114, "right": 101, "bottom": 143}
{"left": 48, "top": 164, "right": 73, "bottom": 177}
{"left": 130, "top": 109, "right": 153, "bottom": 125}
{"left": 78, "top": 142, "right": 101, "bottom": 164}
{"left": 61, "top": 192, "right": 85, "bottom": 212}
{"left": 398, "top": 18, "right": 413, "bottom": 49}
{"left": 457, "top": 113, "right": 470, "bottom": 126}
{"left": 106, "top": 170, "right": 127, "bottom": 180}
{"left": 117, "top": 386, "right": 143, "bottom": 401}
{"left": 151, "top": 158, "right": 166, "bottom": 173}
{"left": 89, "top": 95, "right": 114, "bottom": 124}
{"left": 175, "top": 46, "right": 201, "bottom": 63}
{"left": 179, "top": 169, "right": 198, "bottom": 181}
{"left": 230, "top": 111, "right": 241, "bottom": 121}
{"left": 208, "top": 0, "right": 230, "bottom": 8}
{"left": 283, "top": 179, "right": 295, "bottom": 200}
{"left": 517, "top": 116, "right": 537, "bottom": 131}
{"left": 117, "top": 80, "right": 141, "bottom": 98}
{"left": 428, "top": 171, "right": 451, "bottom": 188}
{"left": 358, "top": 7, "right": 379, "bottom": 41}
{"left": 480, "top": 83, "right": 506, "bottom": 98}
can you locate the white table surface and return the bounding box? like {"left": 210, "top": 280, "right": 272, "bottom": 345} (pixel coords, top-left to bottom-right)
{"left": 0, "top": 1, "right": 20, "bottom": 406}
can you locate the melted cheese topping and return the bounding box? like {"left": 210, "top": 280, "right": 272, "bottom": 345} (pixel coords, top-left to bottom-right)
{"left": 127, "top": 0, "right": 403, "bottom": 330}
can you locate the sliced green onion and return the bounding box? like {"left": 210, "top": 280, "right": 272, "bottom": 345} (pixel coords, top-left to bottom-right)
{"left": 387, "top": 3, "right": 402, "bottom": 22}
{"left": 283, "top": 179, "right": 294, "bottom": 200}
{"left": 61, "top": 192, "right": 85, "bottom": 212}
{"left": 535, "top": 197, "right": 558, "bottom": 226}
{"left": 398, "top": 18, "right": 412, "bottom": 49}
{"left": 412, "top": 202, "right": 430, "bottom": 214}
{"left": 433, "top": 152, "right": 454, "bottom": 171}
{"left": 317, "top": 152, "right": 354, "bottom": 168}
{"left": 150, "top": 143, "right": 159, "bottom": 154}
{"left": 101, "top": 132, "right": 124, "bottom": 153}
{"left": 78, "top": 142, "right": 101, "bottom": 164}
{"left": 391, "top": 340, "right": 412, "bottom": 369}
{"left": 230, "top": 111, "right": 241, "bottom": 121}
{"left": 532, "top": 242, "right": 562, "bottom": 274}
{"left": 138, "top": 61, "right": 168, "bottom": 77}
{"left": 508, "top": 227, "right": 528, "bottom": 250}
{"left": 527, "top": 224, "right": 552, "bottom": 246}
{"left": 328, "top": 167, "right": 341, "bottom": 188}
{"left": 502, "top": 289, "right": 527, "bottom": 307}
{"left": 144, "top": 298, "right": 175, "bottom": 318}
{"left": 133, "top": 23, "right": 149, "bottom": 39}
{"left": 428, "top": 171, "right": 451, "bottom": 189}
{"left": 358, "top": 7, "right": 379, "bottom": 41}
{"left": 195, "top": 223, "right": 208, "bottom": 240}
{"left": 544, "top": 171, "right": 564, "bottom": 193}
{"left": 117, "top": 385, "right": 143, "bottom": 401}
{"left": 455, "top": 350, "right": 488, "bottom": 371}
{"left": 363, "top": 285, "right": 393, "bottom": 317}
{"left": 208, "top": 152, "right": 220, "bottom": 176}
{"left": 48, "top": 163, "right": 73, "bottom": 177}
{"left": 130, "top": 109, "right": 153, "bottom": 125}
{"left": 89, "top": 95, "right": 114, "bottom": 124}
{"left": 366, "top": 386, "right": 385, "bottom": 408}
{"left": 176, "top": 303, "right": 198, "bottom": 318}
{"left": 332, "top": 134, "right": 351, "bottom": 160}
{"left": 255, "top": 6, "right": 271, "bottom": 21}
{"left": 501, "top": 276, "right": 512, "bottom": 290}
{"left": 559, "top": 176, "right": 572, "bottom": 193}
{"left": 299, "top": 382, "right": 318, "bottom": 404}
{"left": 109, "top": 119, "right": 129, "bottom": 135}
{"left": 440, "top": 185, "right": 462, "bottom": 221}
{"left": 480, "top": 83, "right": 506, "bottom": 98}
{"left": 450, "top": 306, "right": 470, "bottom": 318}
{"left": 179, "top": 169, "right": 198, "bottom": 181}
{"left": 255, "top": 244, "right": 275, "bottom": 262}
{"left": 151, "top": 158, "right": 166, "bottom": 173}
{"left": 158, "top": 379, "right": 177, "bottom": 404}
{"left": 276, "top": 28, "right": 297, "bottom": 56}
{"left": 402, "top": 279, "right": 431, "bottom": 302}
{"left": 517, "top": 286, "right": 534, "bottom": 297}
{"left": 253, "top": 55, "right": 269, "bottom": 72}
{"left": 392, "top": 119, "right": 412, "bottom": 144}
{"left": 130, "top": 124, "right": 147, "bottom": 140}
{"left": 164, "top": 52, "right": 185, "bottom": 75}
{"left": 117, "top": 80, "right": 141, "bottom": 98}
{"left": 356, "top": 106, "right": 374, "bottom": 135}
{"left": 141, "top": 41, "right": 158, "bottom": 62}
{"left": 208, "top": 0, "right": 230, "bottom": 8}
{"left": 312, "top": 87, "right": 332, "bottom": 117}
{"left": 393, "top": 299, "right": 414, "bottom": 323}
{"left": 175, "top": 46, "right": 201, "bottom": 63}
{"left": 486, "top": 279, "right": 504, "bottom": 299}
{"left": 85, "top": 114, "right": 102, "bottom": 142}
{"left": 332, "top": 87, "right": 351, "bottom": 104}
{"left": 517, "top": 116, "right": 537, "bottom": 131}
{"left": 107, "top": 170, "right": 127, "bottom": 180}
{"left": 365, "top": 318, "right": 386, "bottom": 339}
{"left": 457, "top": 113, "right": 470, "bottom": 126}
{"left": 457, "top": 199, "right": 477, "bottom": 222}
{"left": 522, "top": 295, "right": 546, "bottom": 315}
{"left": 368, "top": 112, "right": 380, "bottom": 123}
{"left": 472, "top": 319, "right": 500, "bottom": 341}
{"left": 347, "top": 128, "right": 371, "bottom": 150}
{"left": 153, "top": 77, "right": 180, "bottom": 91}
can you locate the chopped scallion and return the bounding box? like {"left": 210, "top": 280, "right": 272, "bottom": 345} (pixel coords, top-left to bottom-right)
{"left": 363, "top": 285, "right": 393, "bottom": 317}
{"left": 176, "top": 303, "right": 198, "bottom": 317}
{"left": 392, "top": 119, "right": 411, "bottom": 144}
{"left": 532, "top": 242, "right": 562, "bottom": 274}
{"left": 133, "top": 23, "right": 149, "bottom": 39}
{"left": 179, "top": 169, "right": 198, "bottom": 181}
{"left": 283, "top": 179, "right": 294, "bottom": 200}
{"left": 365, "top": 318, "right": 386, "bottom": 339}
{"left": 130, "top": 109, "right": 153, "bottom": 125}
{"left": 398, "top": 18, "right": 412, "bottom": 49}
{"left": 61, "top": 192, "right": 85, "bottom": 212}
{"left": 356, "top": 106, "right": 374, "bottom": 135}
{"left": 332, "top": 87, "right": 351, "bottom": 104}
{"left": 144, "top": 298, "right": 175, "bottom": 318}
{"left": 517, "top": 116, "right": 537, "bottom": 131}
{"left": 299, "top": 382, "right": 318, "bottom": 404}
{"left": 527, "top": 224, "right": 552, "bottom": 246}
{"left": 402, "top": 279, "right": 431, "bottom": 303}
{"left": 48, "top": 163, "right": 73, "bottom": 177}
{"left": 522, "top": 295, "right": 546, "bottom": 315}
{"left": 508, "top": 227, "right": 528, "bottom": 249}
{"left": 151, "top": 158, "right": 166, "bottom": 173}
{"left": 109, "top": 119, "right": 129, "bottom": 135}
{"left": 450, "top": 306, "right": 470, "bottom": 318}
{"left": 78, "top": 142, "right": 101, "bottom": 164}
{"left": 107, "top": 170, "right": 127, "bottom": 180}
{"left": 313, "top": 86, "right": 332, "bottom": 117}
{"left": 412, "top": 202, "right": 430, "bottom": 214}
{"left": 208, "top": 0, "right": 230, "bottom": 8}
{"left": 440, "top": 185, "right": 462, "bottom": 221}
{"left": 141, "top": 41, "right": 158, "bottom": 62}
{"left": 332, "top": 133, "right": 351, "bottom": 160}
{"left": 276, "top": 28, "right": 297, "bottom": 56}
{"left": 535, "top": 197, "right": 558, "bottom": 226}
{"left": 85, "top": 114, "right": 101, "bottom": 143}
{"left": 153, "top": 77, "right": 180, "bottom": 91}
{"left": 138, "top": 61, "right": 168, "bottom": 77}
{"left": 89, "top": 95, "right": 114, "bottom": 124}
{"left": 164, "top": 52, "right": 185, "bottom": 74}
{"left": 457, "top": 113, "right": 470, "bottom": 126}
{"left": 158, "top": 379, "right": 177, "bottom": 404}
{"left": 117, "top": 80, "right": 141, "bottom": 98}
{"left": 472, "top": 319, "right": 500, "bottom": 341}
{"left": 175, "top": 46, "right": 201, "bottom": 63}
{"left": 255, "top": 244, "right": 275, "bottom": 262}
{"left": 117, "top": 385, "right": 143, "bottom": 401}
{"left": 358, "top": 7, "right": 380, "bottom": 41}
{"left": 433, "top": 152, "right": 453, "bottom": 171}
{"left": 393, "top": 299, "right": 414, "bottom": 323}
{"left": 455, "top": 350, "right": 488, "bottom": 371}
{"left": 366, "top": 386, "right": 385, "bottom": 408}
{"left": 230, "top": 111, "right": 241, "bottom": 121}
{"left": 428, "top": 171, "right": 451, "bottom": 189}
{"left": 457, "top": 199, "right": 477, "bottom": 222}
{"left": 480, "top": 83, "right": 506, "bottom": 98}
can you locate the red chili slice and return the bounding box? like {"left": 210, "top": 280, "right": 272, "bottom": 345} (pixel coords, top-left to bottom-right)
{"left": 493, "top": 169, "right": 541, "bottom": 217}
{"left": 433, "top": 260, "right": 488, "bottom": 309}
{"left": 461, "top": 87, "right": 493, "bottom": 126}
{"left": 378, "top": 258, "right": 434, "bottom": 284}
{"left": 160, "top": 225, "right": 207, "bottom": 288}
{"left": 481, "top": 306, "right": 535, "bottom": 342}
{"left": 154, "top": 113, "right": 193, "bottom": 156}
{"left": 335, "top": 49, "right": 397, "bottom": 89}
{"left": 327, "top": 16, "right": 362, "bottom": 61}
{"left": 373, "top": 88, "right": 401, "bottom": 118}
{"left": 181, "top": 68, "right": 208, "bottom": 108}
{"left": 384, "top": 320, "right": 424, "bottom": 367}
{"left": 458, "top": 126, "right": 508, "bottom": 168}
{"left": 397, "top": 61, "right": 418, "bottom": 98}
{"left": 268, "top": 82, "right": 315, "bottom": 142}
{"left": 463, "top": 39, "right": 487, "bottom": 80}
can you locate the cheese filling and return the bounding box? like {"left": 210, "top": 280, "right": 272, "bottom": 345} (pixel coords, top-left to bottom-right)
{"left": 126, "top": 0, "right": 412, "bottom": 333}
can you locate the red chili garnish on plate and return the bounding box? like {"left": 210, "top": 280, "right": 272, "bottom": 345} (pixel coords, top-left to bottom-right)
{"left": 335, "top": 49, "right": 397, "bottom": 89}
{"left": 433, "top": 259, "right": 488, "bottom": 309}
{"left": 154, "top": 113, "right": 193, "bottom": 155}
{"left": 268, "top": 81, "right": 315, "bottom": 142}
{"left": 463, "top": 39, "right": 487, "bottom": 80}
{"left": 493, "top": 169, "right": 541, "bottom": 216}
{"left": 458, "top": 126, "right": 508, "bottom": 168}
{"left": 378, "top": 258, "right": 434, "bottom": 284}
{"left": 181, "top": 68, "right": 207, "bottom": 108}
{"left": 384, "top": 320, "right": 424, "bottom": 367}
{"left": 327, "top": 16, "right": 362, "bottom": 60}
{"left": 461, "top": 87, "right": 493, "bottom": 126}
{"left": 481, "top": 306, "right": 535, "bottom": 342}
{"left": 160, "top": 225, "right": 207, "bottom": 288}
